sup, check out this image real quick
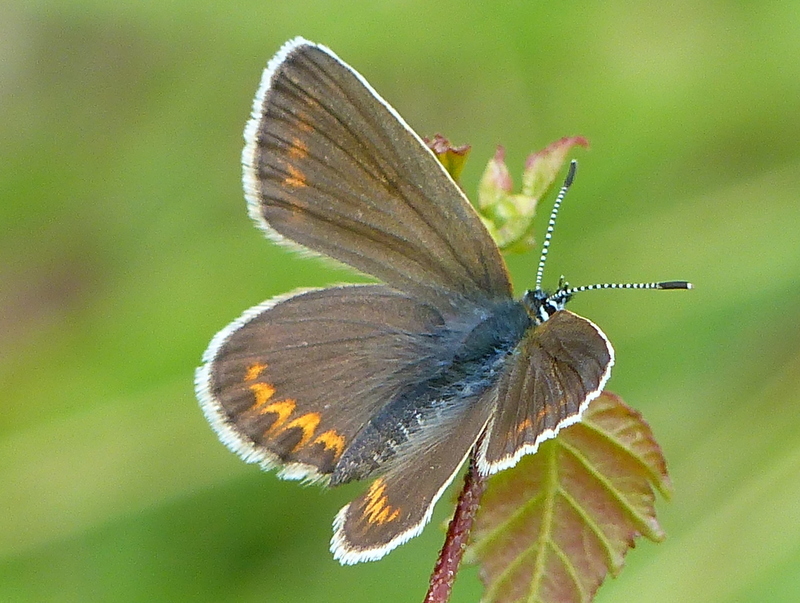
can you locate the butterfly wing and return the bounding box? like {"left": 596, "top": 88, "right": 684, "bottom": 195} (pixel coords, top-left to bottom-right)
{"left": 478, "top": 310, "right": 615, "bottom": 474}
{"left": 243, "top": 38, "right": 512, "bottom": 310}
{"left": 331, "top": 384, "right": 495, "bottom": 564}
{"left": 196, "top": 285, "right": 450, "bottom": 483}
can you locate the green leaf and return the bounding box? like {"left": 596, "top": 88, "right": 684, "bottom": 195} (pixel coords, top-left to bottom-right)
{"left": 477, "top": 137, "right": 589, "bottom": 253}
{"left": 466, "top": 391, "right": 671, "bottom": 603}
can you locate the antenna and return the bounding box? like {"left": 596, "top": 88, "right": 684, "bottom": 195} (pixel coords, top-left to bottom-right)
{"left": 532, "top": 160, "right": 693, "bottom": 306}
{"left": 535, "top": 160, "right": 577, "bottom": 290}
{"left": 551, "top": 280, "right": 693, "bottom": 302}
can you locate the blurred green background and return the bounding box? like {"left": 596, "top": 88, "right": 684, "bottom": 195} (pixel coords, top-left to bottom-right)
{"left": 2, "top": 1, "right": 799, "bottom": 602}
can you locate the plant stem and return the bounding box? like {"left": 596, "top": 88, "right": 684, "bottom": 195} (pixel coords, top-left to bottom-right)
{"left": 423, "top": 453, "right": 487, "bottom": 603}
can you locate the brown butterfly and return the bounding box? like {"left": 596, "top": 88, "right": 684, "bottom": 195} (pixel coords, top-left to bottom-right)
{"left": 195, "top": 37, "right": 690, "bottom": 564}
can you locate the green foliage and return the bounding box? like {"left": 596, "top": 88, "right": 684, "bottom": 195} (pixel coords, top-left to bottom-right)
{"left": 477, "top": 137, "right": 588, "bottom": 253}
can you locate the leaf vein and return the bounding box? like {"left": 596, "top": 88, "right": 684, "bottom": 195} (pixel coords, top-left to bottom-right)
{"left": 580, "top": 417, "right": 665, "bottom": 490}
{"left": 560, "top": 439, "right": 655, "bottom": 539}
{"left": 559, "top": 485, "right": 619, "bottom": 572}
{"left": 550, "top": 539, "right": 587, "bottom": 602}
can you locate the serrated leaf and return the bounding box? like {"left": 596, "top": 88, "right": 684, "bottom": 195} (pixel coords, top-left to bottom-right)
{"left": 466, "top": 391, "right": 671, "bottom": 603}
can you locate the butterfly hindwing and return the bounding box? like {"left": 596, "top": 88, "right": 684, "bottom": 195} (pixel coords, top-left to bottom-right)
{"left": 478, "top": 310, "right": 615, "bottom": 474}
{"left": 196, "top": 285, "right": 450, "bottom": 482}
{"left": 331, "top": 385, "right": 495, "bottom": 564}
{"left": 243, "top": 38, "right": 512, "bottom": 310}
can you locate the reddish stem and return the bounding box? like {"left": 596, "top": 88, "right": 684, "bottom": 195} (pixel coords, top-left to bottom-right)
{"left": 423, "top": 453, "right": 487, "bottom": 603}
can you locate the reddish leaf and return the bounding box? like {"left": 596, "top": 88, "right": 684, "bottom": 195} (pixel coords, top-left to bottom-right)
{"left": 466, "top": 391, "right": 671, "bottom": 603}
{"left": 424, "top": 133, "right": 471, "bottom": 185}
{"left": 521, "top": 136, "right": 589, "bottom": 200}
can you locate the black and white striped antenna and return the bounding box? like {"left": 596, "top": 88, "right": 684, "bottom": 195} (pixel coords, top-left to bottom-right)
{"left": 535, "top": 160, "right": 576, "bottom": 290}
{"left": 535, "top": 160, "right": 692, "bottom": 299}
{"left": 551, "top": 280, "right": 692, "bottom": 303}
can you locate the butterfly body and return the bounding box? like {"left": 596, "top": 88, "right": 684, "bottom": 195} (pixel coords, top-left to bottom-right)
{"left": 331, "top": 296, "right": 532, "bottom": 486}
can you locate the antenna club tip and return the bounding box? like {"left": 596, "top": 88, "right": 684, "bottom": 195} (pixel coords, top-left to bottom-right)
{"left": 565, "top": 161, "right": 577, "bottom": 186}
{"left": 656, "top": 280, "right": 693, "bottom": 290}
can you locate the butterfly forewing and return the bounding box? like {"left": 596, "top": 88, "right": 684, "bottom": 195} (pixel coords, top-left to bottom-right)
{"left": 478, "top": 310, "right": 614, "bottom": 474}
{"left": 243, "top": 39, "right": 512, "bottom": 310}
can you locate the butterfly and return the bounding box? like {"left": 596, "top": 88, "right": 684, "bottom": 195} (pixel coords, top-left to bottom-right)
{"left": 195, "top": 37, "right": 690, "bottom": 565}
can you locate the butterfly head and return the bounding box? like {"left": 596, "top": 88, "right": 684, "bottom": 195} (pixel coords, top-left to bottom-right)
{"left": 523, "top": 278, "right": 573, "bottom": 325}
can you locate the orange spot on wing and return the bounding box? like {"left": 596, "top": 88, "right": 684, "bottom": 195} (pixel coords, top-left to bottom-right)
{"left": 245, "top": 362, "right": 268, "bottom": 382}
{"left": 261, "top": 399, "right": 296, "bottom": 431}
{"left": 288, "top": 137, "right": 308, "bottom": 159}
{"left": 295, "top": 114, "right": 313, "bottom": 133}
{"left": 375, "top": 506, "right": 399, "bottom": 524}
{"left": 283, "top": 164, "right": 307, "bottom": 188}
{"left": 313, "top": 430, "right": 346, "bottom": 460}
{"left": 363, "top": 478, "right": 400, "bottom": 525}
{"left": 535, "top": 406, "right": 549, "bottom": 423}
{"left": 248, "top": 382, "right": 276, "bottom": 410}
{"left": 283, "top": 412, "right": 321, "bottom": 450}
{"left": 516, "top": 417, "right": 533, "bottom": 434}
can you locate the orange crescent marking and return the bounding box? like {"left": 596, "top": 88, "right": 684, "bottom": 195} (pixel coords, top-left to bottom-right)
{"left": 516, "top": 417, "right": 533, "bottom": 434}
{"left": 248, "top": 382, "right": 276, "bottom": 410}
{"left": 375, "top": 506, "right": 400, "bottom": 524}
{"left": 313, "top": 430, "right": 346, "bottom": 460}
{"left": 261, "top": 399, "right": 296, "bottom": 432}
{"left": 244, "top": 362, "right": 268, "bottom": 382}
{"left": 284, "top": 412, "right": 321, "bottom": 450}
{"left": 535, "top": 406, "right": 549, "bottom": 422}
{"left": 283, "top": 164, "right": 307, "bottom": 188}
{"left": 295, "top": 113, "right": 313, "bottom": 133}
{"left": 363, "top": 478, "right": 400, "bottom": 525}
{"left": 288, "top": 137, "right": 308, "bottom": 159}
